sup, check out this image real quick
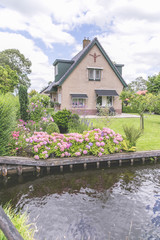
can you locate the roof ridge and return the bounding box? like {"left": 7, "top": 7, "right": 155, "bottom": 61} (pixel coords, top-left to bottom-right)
{"left": 45, "top": 37, "right": 127, "bottom": 93}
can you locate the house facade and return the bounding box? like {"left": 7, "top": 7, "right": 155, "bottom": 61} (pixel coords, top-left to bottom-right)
{"left": 45, "top": 38, "right": 127, "bottom": 114}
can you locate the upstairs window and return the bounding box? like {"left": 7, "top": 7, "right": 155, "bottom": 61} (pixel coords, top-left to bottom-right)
{"left": 88, "top": 68, "right": 101, "bottom": 81}
{"left": 55, "top": 64, "right": 58, "bottom": 76}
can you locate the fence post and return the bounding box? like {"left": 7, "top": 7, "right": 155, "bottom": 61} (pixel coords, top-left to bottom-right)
{"left": 0, "top": 206, "right": 24, "bottom": 240}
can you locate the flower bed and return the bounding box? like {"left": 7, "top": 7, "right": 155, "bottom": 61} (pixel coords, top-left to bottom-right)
{"left": 26, "top": 128, "right": 123, "bottom": 159}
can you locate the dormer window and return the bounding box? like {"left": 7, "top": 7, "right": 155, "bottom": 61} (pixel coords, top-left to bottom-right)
{"left": 88, "top": 68, "right": 102, "bottom": 81}
{"left": 55, "top": 64, "right": 58, "bottom": 76}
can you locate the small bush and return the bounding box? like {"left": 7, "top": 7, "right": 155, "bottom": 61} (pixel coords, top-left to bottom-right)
{"left": 68, "top": 114, "right": 94, "bottom": 133}
{"left": 0, "top": 93, "right": 16, "bottom": 155}
{"left": 28, "top": 101, "right": 46, "bottom": 122}
{"left": 53, "top": 109, "right": 72, "bottom": 133}
{"left": 29, "top": 93, "right": 50, "bottom": 108}
{"left": 122, "top": 104, "right": 138, "bottom": 113}
{"left": 46, "top": 122, "right": 60, "bottom": 134}
{"left": 123, "top": 125, "right": 142, "bottom": 147}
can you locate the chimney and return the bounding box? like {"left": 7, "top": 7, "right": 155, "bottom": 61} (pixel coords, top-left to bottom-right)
{"left": 83, "top": 37, "right": 91, "bottom": 49}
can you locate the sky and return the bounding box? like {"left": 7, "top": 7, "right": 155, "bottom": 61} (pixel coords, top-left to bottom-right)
{"left": 0, "top": 0, "right": 160, "bottom": 92}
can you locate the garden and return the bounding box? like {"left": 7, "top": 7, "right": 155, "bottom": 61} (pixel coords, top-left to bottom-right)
{"left": 1, "top": 89, "right": 160, "bottom": 240}
{"left": 0, "top": 89, "right": 133, "bottom": 161}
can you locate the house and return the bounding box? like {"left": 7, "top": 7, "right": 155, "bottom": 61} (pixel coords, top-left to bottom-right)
{"left": 44, "top": 37, "right": 127, "bottom": 114}
{"left": 136, "top": 90, "right": 147, "bottom": 95}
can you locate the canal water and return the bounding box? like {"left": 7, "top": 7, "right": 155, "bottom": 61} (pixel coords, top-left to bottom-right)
{"left": 0, "top": 163, "right": 160, "bottom": 240}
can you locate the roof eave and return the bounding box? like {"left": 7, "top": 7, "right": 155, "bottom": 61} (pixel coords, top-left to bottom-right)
{"left": 58, "top": 37, "right": 127, "bottom": 88}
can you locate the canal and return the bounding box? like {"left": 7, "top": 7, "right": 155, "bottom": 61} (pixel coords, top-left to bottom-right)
{"left": 0, "top": 162, "right": 160, "bottom": 240}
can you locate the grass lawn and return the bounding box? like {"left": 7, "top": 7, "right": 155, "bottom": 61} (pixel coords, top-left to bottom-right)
{"left": 89, "top": 114, "right": 160, "bottom": 151}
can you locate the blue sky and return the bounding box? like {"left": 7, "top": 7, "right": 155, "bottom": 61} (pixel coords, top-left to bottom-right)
{"left": 0, "top": 0, "right": 160, "bottom": 91}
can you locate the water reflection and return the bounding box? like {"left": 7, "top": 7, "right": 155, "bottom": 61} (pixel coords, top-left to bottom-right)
{"left": 0, "top": 164, "right": 160, "bottom": 239}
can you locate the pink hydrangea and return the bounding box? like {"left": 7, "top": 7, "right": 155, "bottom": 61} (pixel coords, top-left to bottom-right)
{"left": 98, "top": 152, "right": 103, "bottom": 157}
{"left": 100, "top": 142, "right": 105, "bottom": 146}
{"left": 96, "top": 142, "right": 101, "bottom": 147}
{"left": 83, "top": 150, "right": 88, "bottom": 155}
{"left": 42, "top": 151, "right": 47, "bottom": 154}
{"left": 34, "top": 155, "right": 39, "bottom": 160}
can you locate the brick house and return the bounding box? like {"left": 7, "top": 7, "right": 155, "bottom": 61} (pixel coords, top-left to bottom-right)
{"left": 44, "top": 37, "right": 127, "bottom": 114}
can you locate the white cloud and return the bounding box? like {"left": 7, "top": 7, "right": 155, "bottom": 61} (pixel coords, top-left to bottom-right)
{"left": 1, "top": 0, "right": 160, "bottom": 87}
{"left": 0, "top": 32, "right": 53, "bottom": 91}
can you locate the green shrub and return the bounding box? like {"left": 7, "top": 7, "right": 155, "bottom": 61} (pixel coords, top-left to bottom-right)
{"left": 123, "top": 125, "right": 142, "bottom": 147}
{"left": 29, "top": 93, "right": 50, "bottom": 108}
{"left": 0, "top": 93, "right": 16, "bottom": 155}
{"left": 53, "top": 109, "right": 72, "bottom": 133}
{"left": 46, "top": 122, "right": 60, "bottom": 134}
{"left": 68, "top": 117, "right": 93, "bottom": 133}
{"left": 46, "top": 108, "right": 54, "bottom": 115}
{"left": 19, "top": 85, "right": 29, "bottom": 121}
{"left": 0, "top": 205, "right": 35, "bottom": 240}
{"left": 28, "top": 101, "right": 46, "bottom": 122}
{"left": 50, "top": 100, "right": 54, "bottom": 108}
{"left": 122, "top": 104, "right": 138, "bottom": 113}
{"left": 14, "top": 95, "right": 21, "bottom": 120}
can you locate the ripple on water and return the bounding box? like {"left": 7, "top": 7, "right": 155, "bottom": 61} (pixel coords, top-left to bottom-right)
{"left": 1, "top": 165, "right": 160, "bottom": 239}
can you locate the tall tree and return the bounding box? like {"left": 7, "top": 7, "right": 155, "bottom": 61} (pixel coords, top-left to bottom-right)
{"left": 127, "top": 77, "right": 147, "bottom": 92}
{"left": 147, "top": 73, "right": 160, "bottom": 94}
{"left": 0, "top": 49, "right": 32, "bottom": 89}
{"left": 0, "top": 65, "right": 19, "bottom": 94}
{"left": 19, "top": 85, "right": 29, "bottom": 121}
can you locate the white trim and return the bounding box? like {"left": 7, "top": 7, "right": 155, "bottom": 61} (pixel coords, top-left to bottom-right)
{"left": 87, "top": 67, "right": 103, "bottom": 69}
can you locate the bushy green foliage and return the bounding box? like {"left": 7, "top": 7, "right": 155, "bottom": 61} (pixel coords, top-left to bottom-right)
{"left": 0, "top": 205, "right": 35, "bottom": 240}
{"left": 68, "top": 117, "right": 93, "bottom": 133}
{"left": 0, "top": 65, "right": 19, "bottom": 93}
{"left": 147, "top": 73, "right": 160, "bottom": 94}
{"left": 0, "top": 93, "right": 16, "bottom": 155}
{"left": 0, "top": 49, "right": 32, "bottom": 88}
{"left": 29, "top": 93, "right": 50, "bottom": 108}
{"left": 28, "top": 89, "right": 38, "bottom": 98}
{"left": 19, "top": 85, "right": 29, "bottom": 121}
{"left": 123, "top": 125, "right": 142, "bottom": 147}
{"left": 46, "top": 122, "right": 60, "bottom": 134}
{"left": 28, "top": 101, "right": 46, "bottom": 122}
{"left": 53, "top": 109, "right": 72, "bottom": 133}
{"left": 122, "top": 104, "right": 138, "bottom": 113}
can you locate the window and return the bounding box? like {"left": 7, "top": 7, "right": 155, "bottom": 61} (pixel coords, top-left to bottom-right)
{"left": 96, "top": 96, "right": 113, "bottom": 107}
{"left": 107, "top": 96, "right": 112, "bottom": 107}
{"left": 88, "top": 69, "right": 101, "bottom": 81}
{"left": 55, "top": 64, "right": 58, "bottom": 76}
{"left": 72, "top": 98, "right": 85, "bottom": 108}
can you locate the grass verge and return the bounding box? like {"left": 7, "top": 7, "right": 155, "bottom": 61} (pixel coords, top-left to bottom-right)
{"left": 0, "top": 205, "right": 35, "bottom": 240}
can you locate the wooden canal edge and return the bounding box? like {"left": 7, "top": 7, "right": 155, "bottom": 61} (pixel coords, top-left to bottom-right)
{"left": 0, "top": 150, "right": 160, "bottom": 176}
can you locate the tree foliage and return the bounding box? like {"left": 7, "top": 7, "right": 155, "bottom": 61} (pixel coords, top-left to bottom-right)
{"left": 19, "top": 85, "right": 29, "bottom": 121}
{"left": 0, "top": 49, "right": 32, "bottom": 88}
{"left": 0, "top": 65, "right": 19, "bottom": 93}
{"left": 120, "top": 91, "right": 156, "bottom": 129}
{"left": 127, "top": 77, "right": 147, "bottom": 92}
{"left": 147, "top": 73, "right": 160, "bottom": 94}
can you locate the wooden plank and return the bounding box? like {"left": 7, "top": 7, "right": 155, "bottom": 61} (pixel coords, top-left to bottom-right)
{"left": 0, "top": 150, "right": 160, "bottom": 168}
{"left": 0, "top": 206, "right": 23, "bottom": 240}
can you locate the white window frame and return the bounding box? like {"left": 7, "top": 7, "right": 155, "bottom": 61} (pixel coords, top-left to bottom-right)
{"left": 58, "top": 93, "right": 61, "bottom": 104}
{"left": 88, "top": 68, "right": 102, "bottom": 81}
{"left": 97, "top": 96, "right": 113, "bottom": 107}
{"left": 72, "top": 98, "right": 85, "bottom": 108}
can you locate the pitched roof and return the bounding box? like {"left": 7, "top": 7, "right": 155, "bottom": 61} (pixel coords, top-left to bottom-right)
{"left": 45, "top": 38, "right": 127, "bottom": 93}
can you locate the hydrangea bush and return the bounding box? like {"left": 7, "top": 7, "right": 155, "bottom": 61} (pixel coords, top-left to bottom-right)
{"left": 25, "top": 128, "right": 123, "bottom": 160}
